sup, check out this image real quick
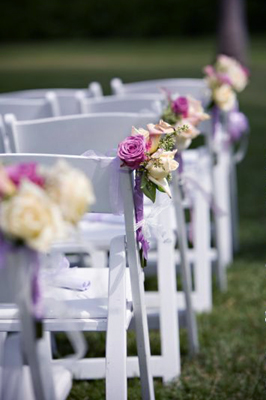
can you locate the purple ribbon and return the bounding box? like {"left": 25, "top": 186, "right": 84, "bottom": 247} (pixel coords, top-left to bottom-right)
{"left": 134, "top": 174, "right": 150, "bottom": 260}
{"left": 227, "top": 110, "right": 249, "bottom": 142}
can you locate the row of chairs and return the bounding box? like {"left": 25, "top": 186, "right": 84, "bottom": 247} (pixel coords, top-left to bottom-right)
{"left": 0, "top": 77, "right": 241, "bottom": 399}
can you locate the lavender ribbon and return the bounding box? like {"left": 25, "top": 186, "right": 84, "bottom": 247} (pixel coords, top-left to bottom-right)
{"left": 134, "top": 174, "right": 150, "bottom": 260}
{"left": 0, "top": 233, "right": 42, "bottom": 318}
{"left": 175, "top": 152, "right": 184, "bottom": 174}
{"left": 227, "top": 110, "right": 249, "bottom": 142}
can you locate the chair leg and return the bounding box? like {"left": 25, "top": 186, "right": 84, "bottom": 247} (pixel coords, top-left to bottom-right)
{"left": 172, "top": 172, "right": 199, "bottom": 357}
{"left": 212, "top": 156, "right": 228, "bottom": 291}
{"left": 193, "top": 175, "right": 212, "bottom": 312}
{"left": 106, "top": 236, "right": 127, "bottom": 400}
{"left": 230, "top": 155, "right": 239, "bottom": 253}
{"left": 121, "top": 171, "right": 155, "bottom": 400}
{"left": 157, "top": 198, "right": 181, "bottom": 382}
{"left": 0, "top": 331, "right": 7, "bottom": 395}
{"left": 213, "top": 147, "right": 232, "bottom": 289}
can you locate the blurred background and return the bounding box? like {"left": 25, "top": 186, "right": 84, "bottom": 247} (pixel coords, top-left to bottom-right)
{"left": 1, "top": 1, "right": 266, "bottom": 398}
{"left": 0, "top": 0, "right": 265, "bottom": 94}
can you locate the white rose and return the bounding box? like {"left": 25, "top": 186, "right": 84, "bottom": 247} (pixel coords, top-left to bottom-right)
{"left": 44, "top": 161, "right": 95, "bottom": 225}
{"left": 0, "top": 181, "right": 65, "bottom": 252}
{"left": 216, "top": 55, "right": 248, "bottom": 92}
{"left": 213, "top": 84, "right": 236, "bottom": 111}
{"left": 146, "top": 150, "right": 178, "bottom": 197}
{"left": 227, "top": 65, "right": 247, "bottom": 92}
{"left": 175, "top": 120, "right": 200, "bottom": 150}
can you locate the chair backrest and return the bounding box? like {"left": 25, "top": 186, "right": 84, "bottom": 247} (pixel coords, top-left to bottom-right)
{"left": 0, "top": 153, "right": 118, "bottom": 214}
{"left": 0, "top": 93, "right": 60, "bottom": 153}
{"left": 77, "top": 94, "right": 163, "bottom": 116}
{"left": 0, "top": 94, "right": 59, "bottom": 120}
{"left": 6, "top": 112, "right": 158, "bottom": 154}
{"left": 0, "top": 83, "right": 103, "bottom": 116}
{"left": 111, "top": 77, "right": 211, "bottom": 106}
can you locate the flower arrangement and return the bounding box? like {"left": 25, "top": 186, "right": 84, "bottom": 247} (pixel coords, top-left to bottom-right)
{"left": 117, "top": 120, "right": 187, "bottom": 201}
{"left": 204, "top": 54, "right": 249, "bottom": 112}
{"left": 162, "top": 95, "right": 209, "bottom": 150}
{"left": 0, "top": 160, "right": 95, "bottom": 253}
{"left": 118, "top": 120, "right": 188, "bottom": 265}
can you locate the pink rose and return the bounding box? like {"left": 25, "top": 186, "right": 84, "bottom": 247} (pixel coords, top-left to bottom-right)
{"left": 204, "top": 65, "right": 215, "bottom": 77}
{"left": 6, "top": 163, "right": 45, "bottom": 187}
{"left": 118, "top": 135, "right": 146, "bottom": 169}
{"left": 216, "top": 72, "right": 232, "bottom": 86}
{"left": 172, "top": 97, "right": 189, "bottom": 118}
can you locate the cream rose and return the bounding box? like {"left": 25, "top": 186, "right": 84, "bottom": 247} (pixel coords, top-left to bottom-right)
{"left": 187, "top": 96, "right": 210, "bottom": 125}
{"left": 0, "top": 181, "right": 65, "bottom": 252}
{"left": 146, "top": 120, "right": 175, "bottom": 153}
{"left": 146, "top": 150, "right": 178, "bottom": 197}
{"left": 213, "top": 84, "right": 236, "bottom": 111}
{"left": 44, "top": 161, "right": 95, "bottom": 225}
{"left": 216, "top": 55, "right": 248, "bottom": 92}
{"left": 175, "top": 120, "right": 200, "bottom": 151}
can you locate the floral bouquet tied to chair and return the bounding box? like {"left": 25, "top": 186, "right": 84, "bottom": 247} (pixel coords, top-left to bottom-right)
{"left": 204, "top": 54, "right": 249, "bottom": 141}
{"left": 162, "top": 94, "right": 209, "bottom": 151}
{"left": 117, "top": 120, "right": 187, "bottom": 265}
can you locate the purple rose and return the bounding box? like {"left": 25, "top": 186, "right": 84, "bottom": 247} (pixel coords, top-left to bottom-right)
{"left": 6, "top": 163, "right": 45, "bottom": 187}
{"left": 118, "top": 135, "right": 146, "bottom": 169}
{"left": 172, "top": 96, "right": 189, "bottom": 117}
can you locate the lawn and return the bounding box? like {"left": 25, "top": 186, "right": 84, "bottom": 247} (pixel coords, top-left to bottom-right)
{"left": 1, "top": 37, "right": 266, "bottom": 399}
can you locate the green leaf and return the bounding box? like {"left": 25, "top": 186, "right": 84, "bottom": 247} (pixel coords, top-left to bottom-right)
{"left": 140, "top": 172, "right": 148, "bottom": 189}
{"left": 141, "top": 181, "right": 156, "bottom": 203}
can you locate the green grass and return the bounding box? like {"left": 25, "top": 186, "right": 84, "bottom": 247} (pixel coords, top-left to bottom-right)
{"left": 1, "top": 37, "right": 266, "bottom": 399}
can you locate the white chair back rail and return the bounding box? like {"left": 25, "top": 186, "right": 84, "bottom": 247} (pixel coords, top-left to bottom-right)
{"left": 111, "top": 78, "right": 211, "bottom": 105}
{"left": 5, "top": 112, "right": 157, "bottom": 154}
{"left": 0, "top": 95, "right": 59, "bottom": 120}
{"left": 0, "top": 83, "right": 103, "bottom": 100}
{"left": 78, "top": 94, "right": 163, "bottom": 116}
{"left": 0, "top": 83, "right": 103, "bottom": 116}
{"left": 0, "top": 94, "right": 60, "bottom": 153}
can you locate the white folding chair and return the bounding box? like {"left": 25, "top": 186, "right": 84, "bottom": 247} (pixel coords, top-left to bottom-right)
{"left": 77, "top": 93, "right": 163, "bottom": 116}
{"left": 0, "top": 153, "right": 155, "bottom": 400}
{"left": 111, "top": 77, "right": 211, "bottom": 107}
{"left": 0, "top": 245, "right": 72, "bottom": 400}
{"left": 0, "top": 82, "right": 103, "bottom": 116}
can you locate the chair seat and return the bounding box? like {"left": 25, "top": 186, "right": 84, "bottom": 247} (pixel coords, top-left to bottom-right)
{"left": 53, "top": 221, "right": 126, "bottom": 252}
{"left": 0, "top": 269, "right": 133, "bottom": 330}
